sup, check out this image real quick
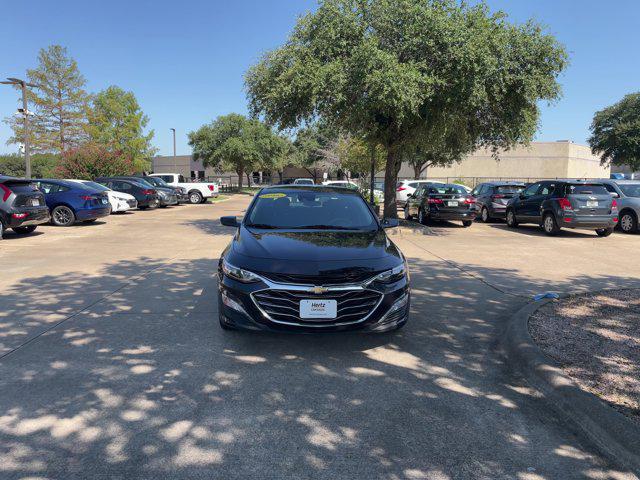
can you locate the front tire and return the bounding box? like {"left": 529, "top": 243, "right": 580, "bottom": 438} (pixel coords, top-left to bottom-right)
{"left": 480, "top": 207, "right": 491, "bottom": 223}
{"left": 51, "top": 206, "right": 76, "bottom": 227}
{"left": 619, "top": 212, "right": 638, "bottom": 233}
{"left": 189, "top": 191, "right": 203, "bottom": 204}
{"left": 462, "top": 220, "right": 473, "bottom": 228}
{"left": 596, "top": 227, "right": 614, "bottom": 237}
{"left": 543, "top": 213, "right": 560, "bottom": 236}
{"left": 506, "top": 209, "right": 518, "bottom": 228}
{"left": 13, "top": 225, "right": 37, "bottom": 235}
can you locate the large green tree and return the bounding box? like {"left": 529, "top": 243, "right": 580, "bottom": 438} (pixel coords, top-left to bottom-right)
{"left": 5, "top": 45, "right": 90, "bottom": 153}
{"left": 188, "top": 113, "right": 286, "bottom": 188}
{"left": 246, "top": 0, "right": 567, "bottom": 217}
{"left": 589, "top": 93, "right": 640, "bottom": 171}
{"left": 85, "top": 86, "right": 156, "bottom": 172}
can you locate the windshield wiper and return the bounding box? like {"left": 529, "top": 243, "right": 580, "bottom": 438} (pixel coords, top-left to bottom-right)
{"left": 245, "top": 223, "right": 278, "bottom": 229}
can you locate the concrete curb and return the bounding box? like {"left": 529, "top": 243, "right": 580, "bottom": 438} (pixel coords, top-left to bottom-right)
{"left": 504, "top": 298, "right": 640, "bottom": 475}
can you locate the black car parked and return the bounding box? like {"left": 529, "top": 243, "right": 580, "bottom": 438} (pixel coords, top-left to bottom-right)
{"left": 96, "top": 178, "right": 160, "bottom": 210}
{"left": 412, "top": 183, "right": 476, "bottom": 227}
{"left": 471, "top": 182, "right": 526, "bottom": 222}
{"left": 506, "top": 180, "right": 618, "bottom": 236}
{"left": 0, "top": 176, "right": 50, "bottom": 239}
{"left": 217, "top": 186, "right": 409, "bottom": 333}
{"left": 138, "top": 176, "right": 188, "bottom": 203}
{"left": 111, "top": 176, "right": 178, "bottom": 207}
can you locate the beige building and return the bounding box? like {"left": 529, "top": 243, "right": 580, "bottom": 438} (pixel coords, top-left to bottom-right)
{"left": 398, "top": 141, "right": 610, "bottom": 182}
{"left": 152, "top": 140, "right": 610, "bottom": 186}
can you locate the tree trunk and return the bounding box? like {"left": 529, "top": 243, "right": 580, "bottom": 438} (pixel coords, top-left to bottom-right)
{"left": 237, "top": 167, "right": 244, "bottom": 189}
{"left": 383, "top": 148, "right": 399, "bottom": 219}
{"left": 413, "top": 164, "right": 421, "bottom": 180}
{"left": 246, "top": 172, "right": 251, "bottom": 187}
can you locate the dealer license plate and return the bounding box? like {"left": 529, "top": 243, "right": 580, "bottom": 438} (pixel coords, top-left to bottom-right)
{"left": 447, "top": 201, "right": 459, "bottom": 207}
{"left": 300, "top": 299, "right": 337, "bottom": 319}
{"left": 586, "top": 200, "right": 598, "bottom": 208}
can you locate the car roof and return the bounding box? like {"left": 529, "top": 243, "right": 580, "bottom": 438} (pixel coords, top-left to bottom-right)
{"left": 602, "top": 179, "right": 640, "bottom": 184}
{"left": 480, "top": 181, "right": 526, "bottom": 186}
{"left": 32, "top": 178, "right": 79, "bottom": 187}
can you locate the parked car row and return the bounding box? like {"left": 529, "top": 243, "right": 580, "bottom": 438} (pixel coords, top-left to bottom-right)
{"left": 0, "top": 173, "right": 219, "bottom": 239}
{"left": 401, "top": 179, "right": 638, "bottom": 237}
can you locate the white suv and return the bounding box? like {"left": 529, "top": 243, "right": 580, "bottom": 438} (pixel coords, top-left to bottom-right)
{"left": 396, "top": 180, "right": 445, "bottom": 207}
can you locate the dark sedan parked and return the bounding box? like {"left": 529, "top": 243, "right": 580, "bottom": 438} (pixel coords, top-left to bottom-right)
{"left": 408, "top": 183, "right": 476, "bottom": 227}
{"left": 139, "top": 175, "right": 188, "bottom": 203}
{"left": 471, "top": 182, "right": 526, "bottom": 222}
{"left": 111, "top": 176, "right": 178, "bottom": 207}
{"left": 506, "top": 180, "right": 618, "bottom": 236}
{"left": 0, "top": 176, "right": 50, "bottom": 239}
{"left": 34, "top": 179, "right": 111, "bottom": 226}
{"left": 96, "top": 178, "right": 160, "bottom": 210}
{"left": 217, "top": 186, "right": 409, "bottom": 333}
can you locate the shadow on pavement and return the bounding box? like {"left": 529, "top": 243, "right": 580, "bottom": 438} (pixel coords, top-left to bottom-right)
{"left": 0, "top": 256, "right": 635, "bottom": 479}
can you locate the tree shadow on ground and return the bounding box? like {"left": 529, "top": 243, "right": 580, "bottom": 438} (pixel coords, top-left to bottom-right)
{"left": 0, "top": 256, "right": 636, "bottom": 479}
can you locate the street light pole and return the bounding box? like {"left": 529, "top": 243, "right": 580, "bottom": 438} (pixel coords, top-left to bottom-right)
{"left": 170, "top": 128, "right": 176, "bottom": 173}
{"left": 2, "top": 77, "right": 37, "bottom": 179}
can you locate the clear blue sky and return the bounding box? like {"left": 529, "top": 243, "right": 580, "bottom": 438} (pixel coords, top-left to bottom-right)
{"left": 2, "top": 0, "right": 639, "bottom": 156}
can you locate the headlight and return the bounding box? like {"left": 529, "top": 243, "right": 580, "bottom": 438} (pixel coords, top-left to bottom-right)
{"left": 222, "top": 259, "right": 262, "bottom": 283}
{"left": 373, "top": 262, "right": 407, "bottom": 283}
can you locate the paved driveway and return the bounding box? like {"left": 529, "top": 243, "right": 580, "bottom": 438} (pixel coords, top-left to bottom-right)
{"left": 0, "top": 197, "right": 637, "bottom": 479}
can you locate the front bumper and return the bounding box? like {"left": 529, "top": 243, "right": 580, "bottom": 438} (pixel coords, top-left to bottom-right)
{"left": 6, "top": 207, "right": 50, "bottom": 228}
{"left": 159, "top": 194, "right": 178, "bottom": 206}
{"left": 218, "top": 274, "right": 410, "bottom": 333}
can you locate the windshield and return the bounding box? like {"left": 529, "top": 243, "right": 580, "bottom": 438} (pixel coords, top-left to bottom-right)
{"left": 619, "top": 183, "right": 640, "bottom": 197}
{"left": 429, "top": 184, "right": 468, "bottom": 195}
{"left": 246, "top": 190, "right": 377, "bottom": 230}
{"left": 496, "top": 185, "right": 525, "bottom": 194}
{"left": 145, "top": 177, "right": 169, "bottom": 188}
{"left": 566, "top": 184, "right": 609, "bottom": 195}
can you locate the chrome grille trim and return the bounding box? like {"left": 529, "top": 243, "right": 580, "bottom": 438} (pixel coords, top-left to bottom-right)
{"left": 251, "top": 287, "right": 383, "bottom": 328}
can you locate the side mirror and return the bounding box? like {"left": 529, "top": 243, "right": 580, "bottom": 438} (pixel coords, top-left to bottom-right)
{"left": 381, "top": 218, "right": 399, "bottom": 229}
{"left": 220, "top": 216, "right": 239, "bottom": 227}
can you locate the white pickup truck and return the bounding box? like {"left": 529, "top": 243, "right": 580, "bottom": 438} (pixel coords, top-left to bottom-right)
{"left": 149, "top": 174, "right": 219, "bottom": 204}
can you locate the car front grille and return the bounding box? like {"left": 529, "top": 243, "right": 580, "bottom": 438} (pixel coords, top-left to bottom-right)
{"left": 252, "top": 289, "right": 382, "bottom": 326}
{"left": 261, "top": 270, "right": 376, "bottom": 286}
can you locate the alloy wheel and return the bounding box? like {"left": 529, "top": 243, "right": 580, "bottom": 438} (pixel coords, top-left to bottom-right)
{"left": 52, "top": 206, "right": 74, "bottom": 226}
{"left": 481, "top": 207, "right": 489, "bottom": 222}
{"left": 620, "top": 213, "right": 635, "bottom": 233}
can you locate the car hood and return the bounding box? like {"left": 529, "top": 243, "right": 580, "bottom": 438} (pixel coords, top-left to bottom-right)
{"left": 232, "top": 226, "right": 400, "bottom": 262}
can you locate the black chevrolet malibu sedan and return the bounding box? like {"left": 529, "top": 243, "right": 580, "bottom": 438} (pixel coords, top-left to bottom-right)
{"left": 218, "top": 186, "right": 410, "bottom": 333}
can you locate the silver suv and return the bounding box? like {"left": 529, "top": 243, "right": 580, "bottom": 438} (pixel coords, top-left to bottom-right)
{"left": 599, "top": 179, "right": 640, "bottom": 233}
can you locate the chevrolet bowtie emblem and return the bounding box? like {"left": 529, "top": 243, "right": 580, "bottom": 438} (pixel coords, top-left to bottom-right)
{"left": 312, "top": 286, "right": 329, "bottom": 294}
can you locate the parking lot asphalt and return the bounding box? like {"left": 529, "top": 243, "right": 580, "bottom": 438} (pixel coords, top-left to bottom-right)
{"left": 0, "top": 196, "right": 638, "bottom": 479}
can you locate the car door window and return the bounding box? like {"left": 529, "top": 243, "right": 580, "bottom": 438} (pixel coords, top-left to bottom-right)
{"left": 39, "top": 182, "right": 59, "bottom": 194}
{"left": 603, "top": 183, "right": 618, "bottom": 194}
{"left": 522, "top": 183, "right": 540, "bottom": 197}
{"left": 538, "top": 183, "right": 556, "bottom": 196}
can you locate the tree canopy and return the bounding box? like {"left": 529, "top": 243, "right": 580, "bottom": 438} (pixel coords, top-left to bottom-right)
{"left": 589, "top": 92, "right": 640, "bottom": 172}
{"left": 246, "top": 0, "right": 568, "bottom": 217}
{"left": 188, "top": 113, "right": 288, "bottom": 188}
{"left": 5, "top": 45, "right": 90, "bottom": 153}
{"left": 85, "top": 86, "right": 156, "bottom": 172}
